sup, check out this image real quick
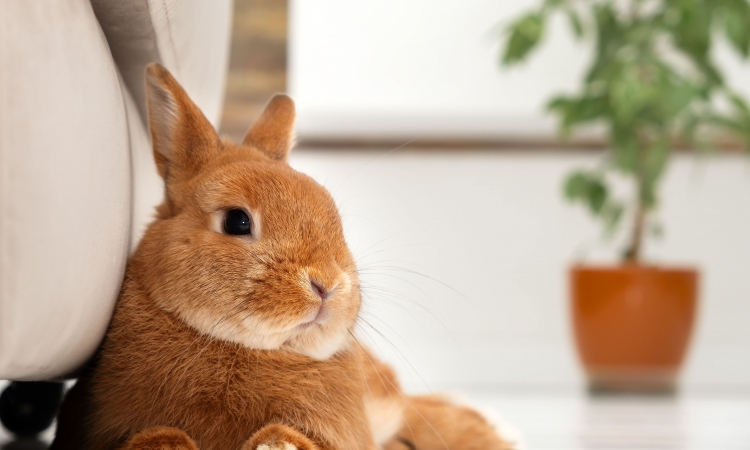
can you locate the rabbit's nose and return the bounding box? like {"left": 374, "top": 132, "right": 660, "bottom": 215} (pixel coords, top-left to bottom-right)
{"left": 310, "top": 279, "right": 331, "bottom": 301}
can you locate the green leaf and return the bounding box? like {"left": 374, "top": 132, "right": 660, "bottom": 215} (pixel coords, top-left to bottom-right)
{"left": 588, "top": 180, "right": 608, "bottom": 213}
{"left": 670, "top": 1, "right": 712, "bottom": 60}
{"left": 725, "top": 1, "right": 750, "bottom": 58}
{"left": 660, "top": 81, "right": 697, "bottom": 119}
{"left": 728, "top": 92, "right": 750, "bottom": 123}
{"left": 563, "top": 171, "right": 608, "bottom": 215}
{"left": 564, "top": 171, "right": 590, "bottom": 200}
{"left": 548, "top": 95, "right": 608, "bottom": 134}
{"left": 502, "top": 13, "right": 546, "bottom": 66}
{"left": 593, "top": 3, "right": 620, "bottom": 59}
{"left": 610, "top": 64, "right": 649, "bottom": 124}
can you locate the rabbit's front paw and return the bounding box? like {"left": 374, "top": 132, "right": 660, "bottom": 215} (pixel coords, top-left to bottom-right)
{"left": 242, "top": 424, "right": 318, "bottom": 450}
{"left": 256, "top": 443, "right": 297, "bottom": 450}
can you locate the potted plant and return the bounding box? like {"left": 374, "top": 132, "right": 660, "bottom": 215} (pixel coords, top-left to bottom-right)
{"left": 501, "top": 0, "right": 750, "bottom": 392}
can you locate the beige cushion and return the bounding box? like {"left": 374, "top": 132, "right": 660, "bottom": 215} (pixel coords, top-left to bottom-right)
{"left": 0, "top": 0, "right": 131, "bottom": 379}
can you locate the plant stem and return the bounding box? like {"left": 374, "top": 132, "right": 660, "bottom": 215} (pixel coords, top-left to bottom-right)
{"left": 624, "top": 205, "right": 645, "bottom": 263}
{"left": 624, "top": 139, "right": 647, "bottom": 264}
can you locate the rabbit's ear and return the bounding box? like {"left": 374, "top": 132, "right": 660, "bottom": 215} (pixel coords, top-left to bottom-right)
{"left": 242, "top": 94, "right": 296, "bottom": 162}
{"left": 145, "top": 63, "right": 221, "bottom": 181}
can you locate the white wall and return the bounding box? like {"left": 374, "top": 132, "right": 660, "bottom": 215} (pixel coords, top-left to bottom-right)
{"left": 290, "top": 0, "right": 750, "bottom": 141}
{"left": 291, "top": 149, "right": 750, "bottom": 391}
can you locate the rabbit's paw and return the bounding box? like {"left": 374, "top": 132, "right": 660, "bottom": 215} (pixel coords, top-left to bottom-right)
{"left": 242, "top": 424, "right": 318, "bottom": 450}
{"left": 120, "top": 426, "right": 198, "bottom": 450}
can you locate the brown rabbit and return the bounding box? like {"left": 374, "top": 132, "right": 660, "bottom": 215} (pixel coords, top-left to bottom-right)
{"left": 51, "top": 64, "right": 516, "bottom": 450}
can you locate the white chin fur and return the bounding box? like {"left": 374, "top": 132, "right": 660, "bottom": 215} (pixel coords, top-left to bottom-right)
{"left": 177, "top": 305, "right": 351, "bottom": 359}
{"left": 173, "top": 306, "right": 288, "bottom": 352}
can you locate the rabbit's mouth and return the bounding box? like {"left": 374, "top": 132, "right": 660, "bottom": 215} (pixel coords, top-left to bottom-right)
{"left": 282, "top": 276, "right": 359, "bottom": 359}
{"left": 298, "top": 304, "right": 331, "bottom": 329}
{"left": 285, "top": 300, "right": 354, "bottom": 359}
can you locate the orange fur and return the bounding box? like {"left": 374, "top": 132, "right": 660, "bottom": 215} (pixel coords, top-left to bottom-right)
{"left": 384, "top": 397, "right": 515, "bottom": 450}
{"left": 51, "top": 64, "right": 514, "bottom": 450}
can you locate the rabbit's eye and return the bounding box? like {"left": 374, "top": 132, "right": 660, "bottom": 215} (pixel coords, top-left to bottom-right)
{"left": 223, "top": 209, "right": 252, "bottom": 236}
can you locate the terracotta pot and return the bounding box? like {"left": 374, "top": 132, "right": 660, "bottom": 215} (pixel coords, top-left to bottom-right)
{"left": 570, "top": 265, "right": 698, "bottom": 393}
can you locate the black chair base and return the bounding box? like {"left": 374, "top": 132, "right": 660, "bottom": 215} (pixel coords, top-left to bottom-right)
{"left": 0, "top": 382, "right": 64, "bottom": 437}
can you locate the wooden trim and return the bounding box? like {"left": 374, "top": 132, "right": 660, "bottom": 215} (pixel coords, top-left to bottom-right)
{"left": 299, "top": 137, "right": 606, "bottom": 150}
{"left": 297, "top": 136, "right": 748, "bottom": 152}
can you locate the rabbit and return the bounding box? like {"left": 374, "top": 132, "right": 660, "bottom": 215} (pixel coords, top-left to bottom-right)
{"left": 51, "top": 63, "right": 516, "bottom": 450}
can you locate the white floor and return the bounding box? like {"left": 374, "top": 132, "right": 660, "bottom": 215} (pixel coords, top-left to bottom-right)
{"left": 470, "top": 391, "right": 750, "bottom": 450}
{"left": 1, "top": 389, "right": 748, "bottom": 450}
